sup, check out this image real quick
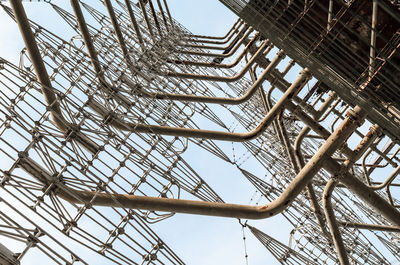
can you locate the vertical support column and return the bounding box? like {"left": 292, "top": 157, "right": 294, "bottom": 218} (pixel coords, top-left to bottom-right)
{"left": 70, "top": 0, "right": 132, "bottom": 108}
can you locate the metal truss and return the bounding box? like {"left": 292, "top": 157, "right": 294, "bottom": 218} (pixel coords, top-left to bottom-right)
{"left": 0, "top": 0, "right": 399, "bottom": 264}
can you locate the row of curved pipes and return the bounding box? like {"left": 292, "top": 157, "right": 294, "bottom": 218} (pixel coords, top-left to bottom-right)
{"left": 8, "top": 1, "right": 400, "bottom": 264}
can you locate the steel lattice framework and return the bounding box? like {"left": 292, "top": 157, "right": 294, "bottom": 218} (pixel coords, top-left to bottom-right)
{"left": 0, "top": 0, "right": 399, "bottom": 264}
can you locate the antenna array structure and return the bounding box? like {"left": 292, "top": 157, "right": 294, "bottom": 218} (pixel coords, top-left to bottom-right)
{"left": 0, "top": 0, "right": 399, "bottom": 264}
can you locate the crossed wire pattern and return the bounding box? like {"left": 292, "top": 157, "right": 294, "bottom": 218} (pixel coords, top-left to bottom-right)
{"left": 0, "top": 0, "right": 399, "bottom": 264}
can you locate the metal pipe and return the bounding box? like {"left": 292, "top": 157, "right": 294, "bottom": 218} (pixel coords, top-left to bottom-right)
{"left": 277, "top": 109, "right": 329, "bottom": 237}
{"left": 166, "top": 33, "right": 260, "bottom": 68}
{"left": 138, "top": 0, "right": 155, "bottom": 42}
{"left": 126, "top": 58, "right": 278, "bottom": 102}
{"left": 163, "top": 38, "right": 267, "bottom": 81}
{"left": 323, "top": 179, "right": 350, "bottom": 265}
{"left": 323, "top": 124, "right": 381, "bottom": 265}
{"left": 129, "top": 43, "right": 275, "bottom": 103}
{"left": 185, "top": 18, "right": 241, "bottom": 40}
{"left": 147, "top": 0, "right": 162, "bottom": 36}
{"left": 162, "top": 0, "right": 173, "bottom": 28}
{"left": 24, "top": 83, "right": 378, "bottom": 223}
{"left": 324, "top": 151, "right": 400, "bottom": 227}
{"left": 327, "top": 0, "right": 333, "bottom": 31}
{"left": 180, "top": 27, "right": 253, "bottom": 58}
{"left": 70, "top": 0, "right": 132, "bottom": 108}
{"left": 93, "top": 68, "right": 311, "bottom": 141}
{"left": 368, "top": 165, "right": 400, "bottom": 190}
{"left": 124, "top": 0, "right": 145, "bottom": 50}
{"left": 293, "top": 91, "right": 337, "bottom": 237}
{"left": 70, "top": 0, "right": 103, "bottom": 78}
{"left": 9, "top": 0, "right": 99, "bottom": 154}
{"left": 180, "top": 24, "right": 249, "bottom": 50}
{"left": 369, "top": 0, "right": 378, "bottom": 78}
{"left": 183, "top": 20, "right": 244, "bottom": 45}
{"left": 18, "top": 98, "right": 355, "bottom": 220}
{"left": 339, "top": 221, "right": 400, "bottom": 232}
{"left": 103, "top": 0, "right": 133, "bottom": 66}
{"left": 155, "top": 0, "right": 169, "bottom": 31}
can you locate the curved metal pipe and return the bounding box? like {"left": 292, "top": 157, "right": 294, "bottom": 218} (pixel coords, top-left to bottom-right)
{"left": 180, "top": 23, "right": 249, "bottom": 50}
{"left": 167, "top": 33, "right": 261, "bottom": 68}
{"left": 183, "top": 20, "right": 244, "bottom": 45}
{"left": 184, "top": 18, "right": 242, "bottom": 41}
{"left": 180, "top": 27, "right": 253, "bottom": 58}
{"left": 163, "top": 39, "right": 267, "bottom": 81}
{"left": 323, "top": 124, "right": 382, "bottom": 265}
{"left": 125, "top": 49, "right": 284, "bottom": 104}
{"left": 21, "top": 91, "right": 381, "bottom": 223}
{"left": 368, "top": 165, "right": 400, "bottom": 190}
{"left": 92, "top": 68, "right": 311, "bottom": 141}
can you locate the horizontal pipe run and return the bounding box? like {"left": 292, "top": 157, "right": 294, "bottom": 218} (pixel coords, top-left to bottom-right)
{"left": 125, "top": 49, "right": 284, "bottom": 104}
{"left": 166, "top": 33, "right": 261, "bottom": 68}
{"left": 163, "top": 39, "right": 268, "bottom": 81}
{"left": 92, "top": 69, "right": 311, "bottom": 142}
{"left": 339, "top": 222, "right": 400, "bottom": 232}
{"left": 18, "top": 106, "right": 352, "bottom": 220}
{"left": 183, "top": 21, "right": 243, "bottom": 45}
{"left": 180, "top": 27, "right": 253, "bottom": 58}
{"left": 184, "top": 18, "right": 241, "bottom": 40}
{"left": 22, "top": 83, "right": 377, "bottom": 224}
{"left": 180, "top": 23, "right": 248, "bottom": 50}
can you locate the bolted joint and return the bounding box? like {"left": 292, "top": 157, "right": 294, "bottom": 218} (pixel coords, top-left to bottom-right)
{"left": 276, "top": 49, "right": 286, "bottom": 58}
{"left": 345, "top": 108, "right": 365, "bottom": 126}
